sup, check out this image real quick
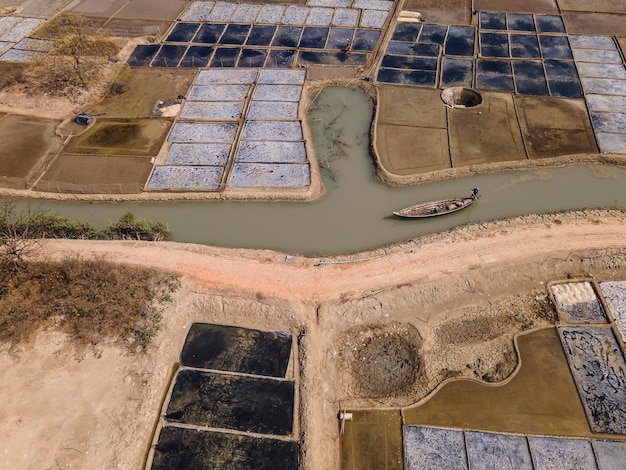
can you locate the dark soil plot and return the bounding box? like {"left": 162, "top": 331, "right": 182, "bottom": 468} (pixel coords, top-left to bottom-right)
{"left": 165, "top": 369, "right": 295, "bottom": 435}
{"left": 352, "top": 29, "right": 380, "bottom": 52}
{"left": 340, "top": 411, "right": 403, "bottom": 470}
{"left": 539, "top": 35, "right": 572, "bottom": 59}
{"left": 513, "top": 61, "right": 549, "bottom": 95}
{"left": 480, "top": 32, "right": 509, "bottom": 57}
{"left": 0, "top": 115, "right": 58, "bottom": 187}
{"left": 64, "top": 119, "right": 172, "bottom": 156}
{"left": 128, "top": 44, "right": 160, "bottom": 66}
{"left": 418, "top": 24, "right": 447, "bottom": 45}
{"left": 37, "top": 154, "right": 152, "bottom": 193}
{"left": 245, "top": 25, "right": 277, "bottom": 46}
{"left": 326, "top": 28, "right": 355, "bottom": 50}
{"left": 151, "top": 45, "right": 187, "bottom": 67}
{"left": 211, "top": 47, "right": 241, "bottom": 67}
{"left": 444, "top": 25, "right": 475, "bottom": 56}
{"left": 271, "top": 26, "right": 303, "bottom": 48}
{"left": 440, "top": 57, "right": 473, "bottom": 87}
{"left": 381, "top": 55, "right": 437, "bottom": 71}
{"left": 267, "top": 49, "right": 296, "bottom": 67}
{"left": 391, "top": 22, "right": 421, "bottom": 42}
{"left": 166, "top": 22, "right": 200, "bottom": 43}
{"left": 509, "top": 34, "right": 541, "bottom": 59}
{"left": 180, "top": 323, "right": 292, "bottom": 377}
{"left": 151, "top": 426, "right": 299, "bottom": 470}
{"left": 535, "top": 14, "right": 565, "bottom": 33}
{"left": 299, "top": 27, "right": 329, "bottom": 49}
{"left": 507, "top": 13, "right": 535, "bottom": 32}
{"left": 101, "top": 18, "right": 173, "bottom": 38}
{"left": 238, "top": 49, "right": 268, "bottom": 67}
{"left": 544, "top": 60, "right": 583, "bottom": 98}
{"left": 194, "top": 23, "right": 226, "bottom": 44}
{"left": 479, "top": 12, "right": 506, "bottom": 30}
{"left": 179, "top": 46, "right": 214, "bottom": 67}
{"left": 219, "top": 24, "right": 251, "bottom": 45}
{"left": 298, "top": 50, "right": 366, "bottom": 66}
{"left": 377, "top": 68, "right": 436, "bottom": 86}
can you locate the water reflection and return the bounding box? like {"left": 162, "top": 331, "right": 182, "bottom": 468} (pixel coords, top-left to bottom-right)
{"left": 13, "top": 87, "right": 626, "bottom": 256}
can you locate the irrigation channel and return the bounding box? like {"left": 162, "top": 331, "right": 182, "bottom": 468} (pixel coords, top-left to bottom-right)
{"left": 15, "top": 86, "right": 626, "bottom": 256}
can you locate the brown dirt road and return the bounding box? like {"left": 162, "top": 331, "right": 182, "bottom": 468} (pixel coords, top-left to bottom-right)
{"left": 42, "top": 211, "right": 626, "bottom": 304}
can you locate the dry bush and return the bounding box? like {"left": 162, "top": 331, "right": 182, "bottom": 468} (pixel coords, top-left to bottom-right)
{"left": 0, "top": 256, "right": 179, "bottom": 352}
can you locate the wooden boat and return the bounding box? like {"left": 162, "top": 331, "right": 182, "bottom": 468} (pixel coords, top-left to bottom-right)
{"left": 393, "top": 188, "right": 479, "bottom": 218}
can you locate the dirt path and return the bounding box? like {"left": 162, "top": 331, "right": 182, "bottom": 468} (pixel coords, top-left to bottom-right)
{"left": 42, "top": 212, "right": 626, "bottom": 304}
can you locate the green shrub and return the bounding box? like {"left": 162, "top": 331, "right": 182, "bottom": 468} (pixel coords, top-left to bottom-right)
{"left": 102, "top": 212, "right": 170, "bottom": 241}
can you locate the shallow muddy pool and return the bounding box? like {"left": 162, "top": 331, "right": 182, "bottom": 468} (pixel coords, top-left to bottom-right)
{"left": 15, "top": 86, "right": 626, "bottom": 256}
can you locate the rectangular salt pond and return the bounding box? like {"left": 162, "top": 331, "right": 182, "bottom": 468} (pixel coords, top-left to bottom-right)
{"left": 231, "top": 4, "right": 261, "bottom": 22}
{"left": 180, "top": 322, "right": 293, "bottom": 376}
{"left": 281, "top": 5, "right": 310, "bottom": 25}
{"left": 550, "top": 282, "right": 607, "bottom": 323}
{"left": 359, "top": 10, "right": 388, "bottom": 28}
{"left": 247, "top": 25, "right": 277, "bottom": 45}
{"left": 441, "top": 58, "right": 473, "bottom": 87}
{"left": 558, "top": 326, "right": 626, "bottom": 434}
{"left": 166, "top": 143, "right": 231, "bottom": 166}
{"left": 305, "top": 7, "right": 334, "bottom": 25}
{"left": 514, "top": 61, "right": 549, "bottom": 95}
{"left": 258, "top": 68, "right": 305, "bottom": 85}
{"left": 166, "top": 369, "right": 295, "bottom": 435}
{"left": 466, "top": 431, "right": 533, "bottom": 469}
{"left": 196, "top": 68, "right": 257, "bottom": 84}
{"left": 253, "top": 84, "right": 302, "bottom": 101}
{"left": 241, "top": 120, "right": 303, "bottom": 141}
{"left": 180, "top": 101, "right": 245, "bottom": 120}
{"left": 405, "top": 426, "right": 468, "bottom": 470}
{"left": 228, "top": 162, "right": 311, "bottom": 187}
{"left": 187, "top": 84, "right": 250, "bottom": 101}
{"left": 147, "top": 166, "right": 224, "bottom": 190}
{"left": 180, "top": 1, "right": 216, "bottom": 21}
{"left": 247, "top": 101, "right": 299, "bottom": 119}
{"left": 168, "top": 122, "right": 238, "bottom": 143}
{"left": 235, "top": 141, "right": 307, "bottom": 163}
{"left": 166, "top": 22, "right": 201, "bottom": 42}
{"left": 444, "top": 25, "right": 475, "bottom": 56}
{"left": 529, "top": 437, "right": 598, "bottom": 469}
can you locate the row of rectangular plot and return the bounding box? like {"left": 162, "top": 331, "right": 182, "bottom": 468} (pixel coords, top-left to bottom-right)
{"left": 147, "top": 69, "right": 311, "bottom": 191}
{"left": 182, "top": 0, "right": 392, "bottom": 24}
{"left": 130, "top": 44, "right": 368, "bottom": 68}
{"left": 150, "top": 323, "right": 298, "bottom": 470}
{"left": 377, "top": 58, "right": 583, "bottom": 98}
{"left": 405, "top": 426, "right": 626, "bottom": 469}
{"left": 571, "top": 35, "right": 626, "bottom": 154}
{"left": 163, "top": 23, "right": 380, "bottom": 50}
{"left": 479, "top": 12, "right": 565, "bottom": 33}
{"left": 389, "top": 23, "right": 575, "bottom": 60}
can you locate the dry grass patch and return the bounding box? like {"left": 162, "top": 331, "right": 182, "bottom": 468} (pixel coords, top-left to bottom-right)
{"left": 0, "top": 257, "right": 179, "bottom": 352}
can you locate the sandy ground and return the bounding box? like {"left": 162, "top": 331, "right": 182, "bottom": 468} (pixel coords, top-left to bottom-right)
{"left": 2, "top": 210, "right": 626, "bottom": 469}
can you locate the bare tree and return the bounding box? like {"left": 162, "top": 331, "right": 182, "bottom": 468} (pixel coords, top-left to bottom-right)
{"left": 26, "top": 15, "right": 119, "bottom": 94}
{"left": 0, "top": 201, "right": 42, "bottom": 288}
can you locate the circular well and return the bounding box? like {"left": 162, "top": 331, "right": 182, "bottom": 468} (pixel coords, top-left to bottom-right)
{"left": 441, "top": 87, "right": 483, "bottom": 108}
